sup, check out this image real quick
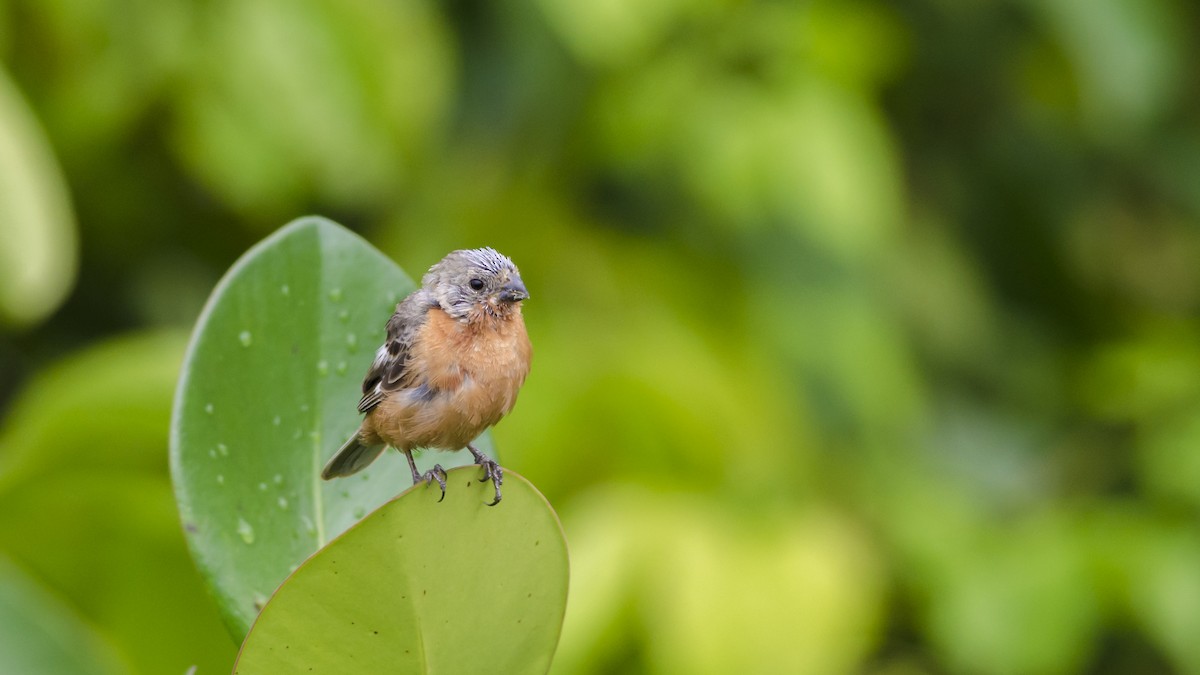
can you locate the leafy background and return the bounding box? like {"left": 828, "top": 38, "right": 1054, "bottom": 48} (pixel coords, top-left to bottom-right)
{"left": 1, "top": 0, "right": 1199, "bottom": 673}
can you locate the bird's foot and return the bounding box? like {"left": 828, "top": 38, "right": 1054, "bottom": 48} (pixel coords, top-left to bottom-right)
{"left": 467, "top": 444, "right": 503, "bottom": 506}
{"left": 420, "top": 464, "right": 448, "bottom": 502}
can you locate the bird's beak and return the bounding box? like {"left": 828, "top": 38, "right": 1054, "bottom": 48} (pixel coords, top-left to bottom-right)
{"left": 497, "top": 277, "right": 529, "bottom": 303}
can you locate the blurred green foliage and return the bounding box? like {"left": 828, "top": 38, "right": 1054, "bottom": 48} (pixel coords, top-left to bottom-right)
{"left": 0, "top": 66, "right": 76, "bottom": 327}
{"left": 0, "top": 333, "right": 237, "bottom": 673}
{"left": 1, "top": 0, "right": 1198, "bottom": 672}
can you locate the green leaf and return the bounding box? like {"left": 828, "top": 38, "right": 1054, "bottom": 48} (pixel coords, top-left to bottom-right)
{"left": 550, "top": 488, "right": 884, "bottom": 675}
{"left": 0, "top": 556, "right": 128, "bottom": 675}
{"left": 172, "top": 0, "right": 453, "bottom": 219}
{"left": 0, "top": 331, "right": 237, "bottom": 674}
{"left": 0, "top": 331, "right": 187, "bottom": 493}
{"left": 0, "top": 474, "right": 237, "bottom": 675}
{"left": 234, "top": 467, "right": 568, "bottom": 674}
{"left": 170, "top": 216, "right": 497, "bottom": 638}
{"left": 0, "top": 66, "right": 78, "bottom": 328}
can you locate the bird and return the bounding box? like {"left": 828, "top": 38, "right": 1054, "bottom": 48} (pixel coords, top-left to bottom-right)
{"left": 320, "top": 247, "right": 531, "bottom": 506}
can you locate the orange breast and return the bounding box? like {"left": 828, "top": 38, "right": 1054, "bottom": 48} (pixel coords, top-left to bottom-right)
{"left": 364, "top": 307, "right": 531, "bottom": 451}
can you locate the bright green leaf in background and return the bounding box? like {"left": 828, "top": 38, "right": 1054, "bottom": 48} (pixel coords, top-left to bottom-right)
{"left": 0, "top": 66, "right": 77, "bottom": 328}
{"left": 0, "top": 332, "right": 186, "bottom": 491}
{"left": 171, "top": 217, "right": 498, "bottom": 638}
{"left": 172, "top": 0, "right": 454, "bottom": 221}
{"left": 236, "top": 467, "right": 568, "bottom": 674}
{"left": 0, "top": 557, "right": 126, "bottom": 675}
{"left": 0, "top": 332, "right": 236, "bottom": 674}
{"left": 581, "top": 1, "right": 907, "bottom": 263}
{"left": 6, "top": 0, "right": 190, "bottom": 155}
{"left": 551, "top": 487, "right": 883, "bottom": 675}
{"left": 1029, "top": 0, "right": 1184, "bottom": 144}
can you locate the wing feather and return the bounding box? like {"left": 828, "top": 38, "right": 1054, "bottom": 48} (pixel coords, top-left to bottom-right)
{"left": 356, "top": 292, "right": 433, "bottom": 414}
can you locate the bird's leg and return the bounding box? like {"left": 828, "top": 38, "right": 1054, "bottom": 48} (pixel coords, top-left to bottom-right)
{"left": 466, "top": 443, "right": 503, "bottom": 506}
{"left": 404, "top": 449, "right": 446, "bottom": 502}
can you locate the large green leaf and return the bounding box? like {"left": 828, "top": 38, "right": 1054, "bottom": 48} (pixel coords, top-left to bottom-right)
{"left": 170, "top": 217, "right": 496, "bottom": 638}
{"left": 234, "top": 467, "right": 568, "bottom": 674}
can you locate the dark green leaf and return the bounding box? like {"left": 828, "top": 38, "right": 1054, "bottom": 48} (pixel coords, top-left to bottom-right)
{"left": 171, "top": 217, "right": 496, "bottom": 638}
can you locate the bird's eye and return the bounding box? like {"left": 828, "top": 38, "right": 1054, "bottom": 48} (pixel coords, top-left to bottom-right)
{"left": 469, "top": 278, "right": 485, "bottom": 291}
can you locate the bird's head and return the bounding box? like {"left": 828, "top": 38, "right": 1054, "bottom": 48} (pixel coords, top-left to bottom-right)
{"left": 422, "top": 247, "right": 529, "bottom": 321}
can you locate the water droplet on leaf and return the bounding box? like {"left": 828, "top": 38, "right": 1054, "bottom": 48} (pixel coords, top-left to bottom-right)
{"left": 237, "top": 518, "right": 256, "bottom": 544}
{"left": 238, "top": 330, "right": 253, "bottom": 347}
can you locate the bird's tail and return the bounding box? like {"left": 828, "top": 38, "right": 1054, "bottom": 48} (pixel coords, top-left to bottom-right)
{"left": 321, "top": 434, "right": 386, "bottom": 479}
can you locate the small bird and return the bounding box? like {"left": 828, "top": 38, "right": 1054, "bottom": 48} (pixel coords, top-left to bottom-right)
{"left": 320, "top": 248, "right": 532, "bottom": 505}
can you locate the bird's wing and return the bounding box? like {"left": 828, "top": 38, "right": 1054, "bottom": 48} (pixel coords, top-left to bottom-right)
{"left": 357, "top": 293, "right": 432, "bottom": 414}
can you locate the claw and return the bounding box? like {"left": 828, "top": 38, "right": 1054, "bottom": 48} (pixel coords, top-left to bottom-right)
{"left": 423, "top": 464, "right": 447, "bottom": 502}
{"left": 482, "top": 462, "right": 503, "bottom": 506}
{"left": 467, "top": 444, "right": 503, "bottom": 506}
{"left": 405, "top": 451, "right": 447, "bottom": 503}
